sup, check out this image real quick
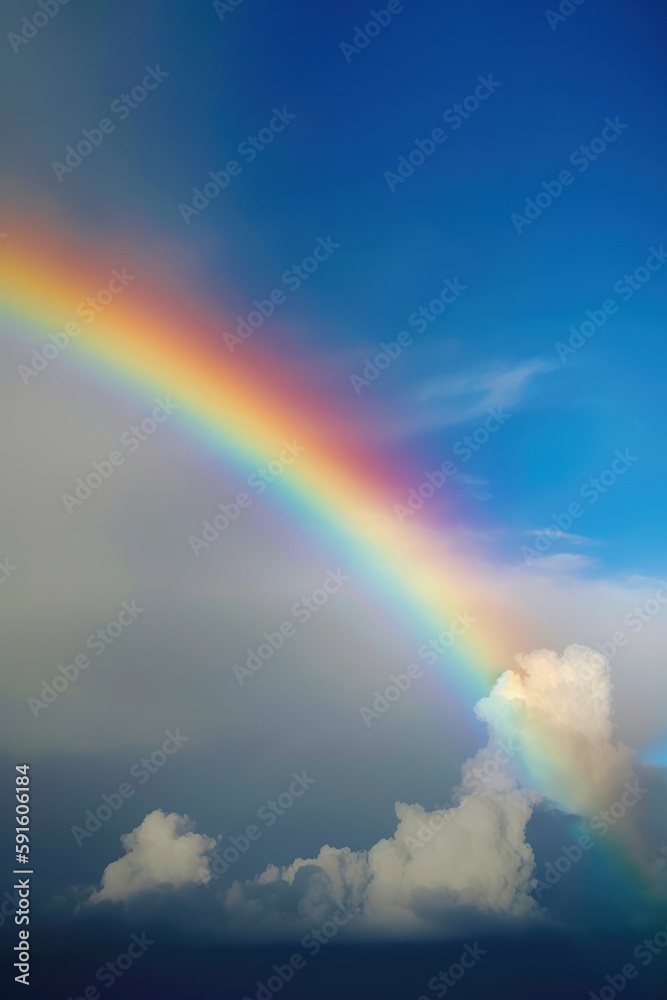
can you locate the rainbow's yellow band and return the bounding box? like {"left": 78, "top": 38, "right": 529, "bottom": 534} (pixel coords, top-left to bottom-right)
{"left": 1, "top": 208, "right": 523, "bottom": 702}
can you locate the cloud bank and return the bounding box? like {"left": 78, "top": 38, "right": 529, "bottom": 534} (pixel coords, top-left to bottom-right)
{"left": 218, "top": 645, "right": 653, "bottom": 936}
{"left": 85, "top": 646, "right": 663, "bottom": 934}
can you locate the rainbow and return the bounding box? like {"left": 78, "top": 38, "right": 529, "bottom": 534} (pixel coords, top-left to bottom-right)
{"left": 1, "top": 208, "right": 521, "bottom": 706}
{"left": 3, "top": 209, "right": 659, "bottom": 898}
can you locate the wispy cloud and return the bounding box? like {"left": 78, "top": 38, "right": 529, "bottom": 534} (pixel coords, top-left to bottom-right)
{"left": 452, "top": 472, "right": 493, "bottom": 500}
{"left": 387, "top": 358, "right": 554, "bottom": 438}
{"left": 524, "top": 529, "right": 592, "bottom": 545}
{"left": 455, "top": 474, "right": 490, "bottom": 486}
{"left": 526, "top": 553, "right": 597, "bottom": 573}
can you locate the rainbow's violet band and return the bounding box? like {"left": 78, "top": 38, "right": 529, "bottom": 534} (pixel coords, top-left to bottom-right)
{"left": 1, "top": 212, "right": 520, "bottom": 706}
{"left": 0, "top": 213, "right": 656, "bottom": 896}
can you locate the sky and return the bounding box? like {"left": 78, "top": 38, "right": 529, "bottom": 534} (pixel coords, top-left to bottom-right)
{"left": 1, "top": 1, "right": 666, "bottom": 998}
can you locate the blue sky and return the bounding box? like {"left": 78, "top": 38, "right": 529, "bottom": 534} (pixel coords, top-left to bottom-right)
{"left": 9, "top": 0, "right": 659, "bottom": 574}
{"left": 3, "top": 0, "right": 666, "bottom": 586}
{"left": 2, "top": 1, "right": 667, "bottom": 997}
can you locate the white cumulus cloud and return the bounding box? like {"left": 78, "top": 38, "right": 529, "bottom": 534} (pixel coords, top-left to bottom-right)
{"left": 87, "top": 809, "right": 217, "bottom": 904}
{"left": 219, "top": 645, "right": 656, "bottom": 936}
{"left": 84, "top": 648, "right": 664, "bottom": 931}
{"left": 475, "top": 644, "right": 636, "bottom": 816}
{"left": 223, "top": 783, "right": 539, "bottom": 938}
